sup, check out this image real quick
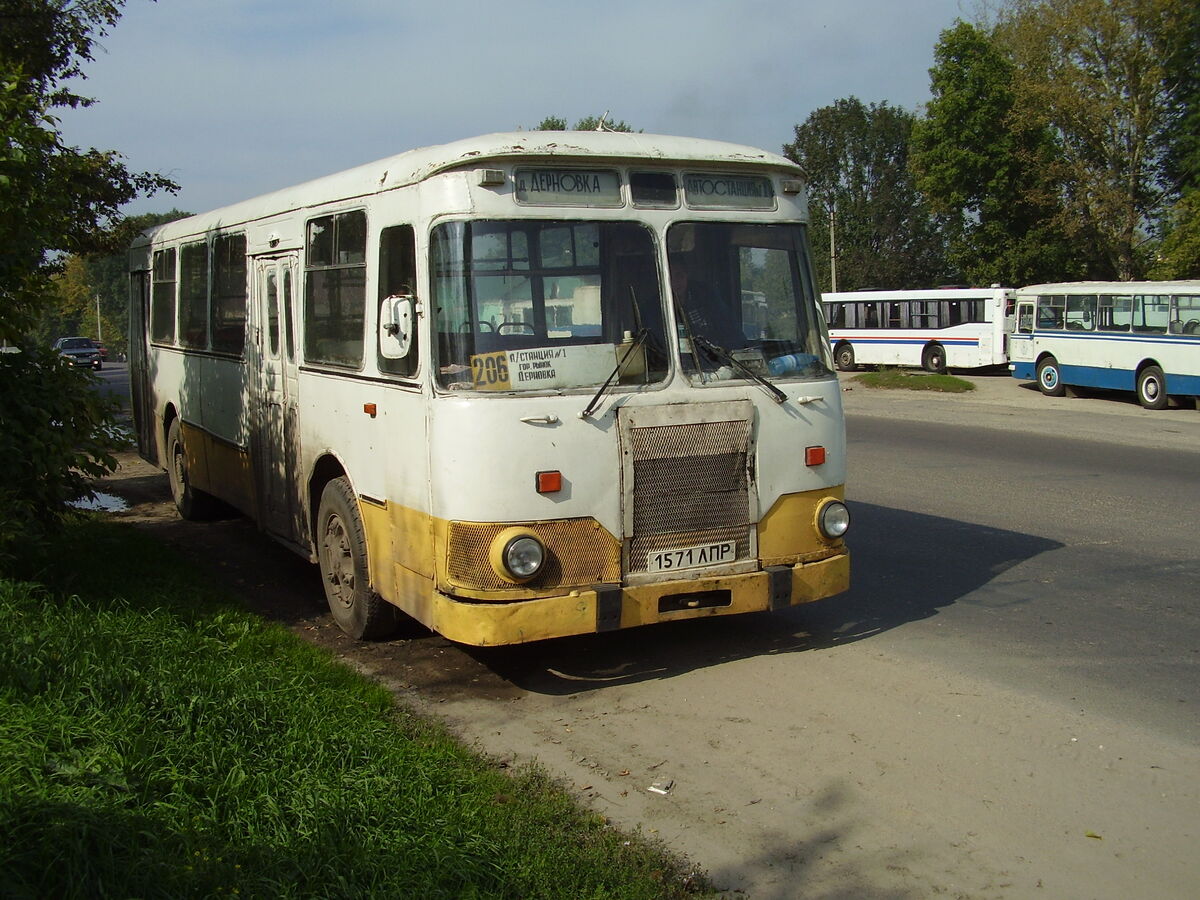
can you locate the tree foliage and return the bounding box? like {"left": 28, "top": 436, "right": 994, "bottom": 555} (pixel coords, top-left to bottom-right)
{"left": 784, "top": 97, "right": 948, "bottom": 292}
{"left": 910, "top": 22, "right": 1081, "bottom": 285}
{"left": 0, "top": 0, "right": 176, "bottom": 342}
{"left": 0, "top": 345, "right": 124, "bottom": 567}
{"left": 995, "top": 0, "right": 1188, "bottom": 279}
{"left": 0, "top": 0, "right": 175, "bottom": 559}
{"left": 533, "top": 115, "right": 637, "bottom": 133}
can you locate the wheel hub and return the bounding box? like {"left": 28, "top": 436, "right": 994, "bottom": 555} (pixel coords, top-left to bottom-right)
{"left": 321, "top": 515, "right": 355, "bottom": 609}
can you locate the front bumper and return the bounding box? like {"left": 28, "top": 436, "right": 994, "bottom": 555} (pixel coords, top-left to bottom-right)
{"left": 425, "top": 551, "right": 849, "bottom": 646}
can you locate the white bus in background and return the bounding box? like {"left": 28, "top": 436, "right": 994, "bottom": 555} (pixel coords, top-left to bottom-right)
{"left": 822, "top": 286, "right": 1014, "bottom": 373}
{"left": 1008, "top": 281, "right": 1200, "bottom": 409}
{"left": 129, "top": 132, "right": 851, "bottom": 646}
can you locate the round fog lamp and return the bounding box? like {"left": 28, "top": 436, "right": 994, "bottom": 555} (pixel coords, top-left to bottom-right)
{"left": 818, "top": 501, "right": 851, "bottom": 540}
{"left": 504, "top": 535, "right": 545, "bottom": 580}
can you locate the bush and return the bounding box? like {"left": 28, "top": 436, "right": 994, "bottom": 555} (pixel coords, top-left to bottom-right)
{"left": 0, "top": 344, "right": 125, "bottom": 566}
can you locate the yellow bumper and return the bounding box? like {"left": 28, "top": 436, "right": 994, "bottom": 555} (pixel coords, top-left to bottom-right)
{"left": 427, "top": 552, "right": 849, "bottom": 646}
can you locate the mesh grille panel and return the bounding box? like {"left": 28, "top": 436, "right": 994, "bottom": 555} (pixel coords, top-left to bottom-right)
{"left": 447, "top": 519, "right": 620, "bottom": 592}
{"left": 628, "top": 419, "right": 752, "bottom": 572}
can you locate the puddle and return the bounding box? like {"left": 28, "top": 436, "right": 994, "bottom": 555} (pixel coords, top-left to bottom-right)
{"left": 70, "top": 491, "right": 130, "bottom": 512}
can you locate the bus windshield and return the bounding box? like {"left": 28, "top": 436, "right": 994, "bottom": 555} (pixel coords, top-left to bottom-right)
{"left": 668, "top": 222, "right": 831, "bottom": 381}
{"left": 433, "top": 220, "right": 669, "bottom": 392}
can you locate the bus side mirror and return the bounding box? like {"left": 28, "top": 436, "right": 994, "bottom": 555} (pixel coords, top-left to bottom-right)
{"left": 380, "top": 295, "right": 414, "bottom": 358}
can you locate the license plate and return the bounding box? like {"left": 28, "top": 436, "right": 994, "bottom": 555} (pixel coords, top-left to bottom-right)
{"left": 647, "top": 541, "right": 737, "bottom": 573}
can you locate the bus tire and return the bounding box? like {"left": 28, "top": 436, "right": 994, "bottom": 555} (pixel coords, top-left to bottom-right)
{"left": 166, "top": 417, "right": 222, "bottom": 520}
{"left": 834, "top": 343, "right": 856, "bottom": 371}
{"left": 1136, "top": 365, "right": 1168, "bottom": 410}
{"left": 1036, "top": 356, "right": 1066, "bottom": 397}
{"left": 317, "top": 476, "right": 400, "bottom": 640}
{"left": 922, "top": 343, "right": 947, "bottom": 374}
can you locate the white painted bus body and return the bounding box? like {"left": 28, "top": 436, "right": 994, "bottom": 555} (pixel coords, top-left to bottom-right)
{"left": 1007, "top": 281, "right": 1200, "bottom": 409}
{"left": 823, "top": 287, "right": 1014, "bottom": 372}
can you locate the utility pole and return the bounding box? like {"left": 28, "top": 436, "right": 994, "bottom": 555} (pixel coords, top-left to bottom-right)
{"left": 828, "top": 200, "right": 838, "bottom": 293}
{"left": 96, "top": 295, "right": 102, "bottom": 343}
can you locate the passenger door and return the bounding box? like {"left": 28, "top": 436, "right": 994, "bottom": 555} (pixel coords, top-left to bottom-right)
{"left": 1008, "top": 300, "right": 1036, "bottom": 369}
{"left": 128, "top": 270, "right": 157, "bottom": 463}
{"left": 252, "top": 254, "right": 303, "bottom": 542}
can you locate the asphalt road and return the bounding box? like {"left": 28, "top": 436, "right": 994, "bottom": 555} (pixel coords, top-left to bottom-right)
{"left": 811, "top": 409, "right": 1200, "bottom": 746}
{"left": 93, "top": 359, "right": 129, "bottom": 404}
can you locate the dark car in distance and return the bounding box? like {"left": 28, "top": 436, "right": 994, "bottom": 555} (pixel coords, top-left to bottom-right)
{"left": 54, "top": 336, "right": 103, "bottom": 370}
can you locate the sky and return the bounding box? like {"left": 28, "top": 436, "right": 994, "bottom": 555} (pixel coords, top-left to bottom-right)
{"left": 58, "top": 0, "right": 974, "bottom": 216}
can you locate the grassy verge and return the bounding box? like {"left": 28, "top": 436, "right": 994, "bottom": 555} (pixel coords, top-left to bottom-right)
{"left": 0, "top": 519, "right": 708, "bottom": 899}
{"left": 852, "top": 367, "right": 976, "bottom": 393}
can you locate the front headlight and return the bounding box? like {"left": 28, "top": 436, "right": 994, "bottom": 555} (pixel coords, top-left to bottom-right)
{"left": 817, "top": 500, "right": 850, "bottom": 540}
{"left": 488, "top": 527, "right": 547, "bottom": 583}
{"left": 504, "top": 536, "right": 545, "bottom": 579}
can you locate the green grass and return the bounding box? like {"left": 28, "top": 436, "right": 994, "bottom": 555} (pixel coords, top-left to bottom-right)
{"left": 0, "top": 520, "right": 708, "bottom": 899}
{"left": 852, "top": 366, "right": 976, "bottom": 393}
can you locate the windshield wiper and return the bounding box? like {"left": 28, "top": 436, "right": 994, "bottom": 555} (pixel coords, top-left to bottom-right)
{"left": 579, "top": 329, "right": 650, "bottom": 419}
{"left": 693, "top": 336, "right": 788, "bottom": 404}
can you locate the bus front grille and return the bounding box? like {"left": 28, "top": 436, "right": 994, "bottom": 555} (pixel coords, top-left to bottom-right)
{"left": 626, "top": 418, "right": 752, "bottom": 574}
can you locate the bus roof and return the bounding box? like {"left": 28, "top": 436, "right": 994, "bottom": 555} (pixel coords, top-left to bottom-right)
{"left": 134, "top": 132, "right": 802, "bottom": 247}
{"left": 822, "top": 287, "right": 1012, "bottom": 302}
{"left": 1016, "top": 281, "right": 1200, "bottom": 294}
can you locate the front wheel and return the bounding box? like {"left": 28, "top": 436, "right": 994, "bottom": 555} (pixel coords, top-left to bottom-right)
{"left": 834, "top": 343, "right": 856, "bottom": 372}
{"left": 1136, "top": 365, "right": 1168, "bottom": 410}
{"left": 317, "top": 477, "right": 400, "bottom": 640}
{"left": 1036, "top": 356, "right": 1066, "bottom": 397}
{"left": 921, "top": 343, "right": 947, "bottom": 374}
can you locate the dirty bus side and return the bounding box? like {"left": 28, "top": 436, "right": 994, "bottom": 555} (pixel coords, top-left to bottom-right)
{"left": 129, "top": 133, "right": 850, "bottom": 645}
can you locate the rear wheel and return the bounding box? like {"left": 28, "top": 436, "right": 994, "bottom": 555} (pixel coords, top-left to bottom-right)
{"left": 834, "top": 343, "right": 856, "bottom": 372}
{"left": 1036, "top": 356, "right": 1066, "bottom": 397}
{"left": 317, "top": 477, "right": 400, "bottom": 640}
{"left": 1136, "top": 365, "right": 1168, "bottom": 410}
{"left": 921, "top": 343, "right": 947, "bottom": 374}
{"left": 166, "top": 418, "right": 222, "bottom": 520}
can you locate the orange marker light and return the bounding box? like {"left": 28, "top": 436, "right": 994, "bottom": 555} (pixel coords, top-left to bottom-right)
{"left": 536, "top": 470, "right": 562, "bottom": 493}
{"left": 805, "top": 445, "right": 826, "bottom": 467}
{"left": 363, "top": 403, "right": 377, "bottom": 418}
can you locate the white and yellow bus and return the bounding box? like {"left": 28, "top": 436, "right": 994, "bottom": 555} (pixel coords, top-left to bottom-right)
{"left": 129, "top": 133, "right": 850, "bottom": 645}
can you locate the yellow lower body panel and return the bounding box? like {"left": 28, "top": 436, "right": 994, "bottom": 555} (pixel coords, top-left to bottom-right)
{"left": 425, "top": 552, "right": 849, "bottom": 646}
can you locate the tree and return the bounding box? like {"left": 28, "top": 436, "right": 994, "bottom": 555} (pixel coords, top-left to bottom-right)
{"left": 784, "top": 97, "right": 949, "bottom": 292}
{"left": 910, "top": 21, "right": 1082, "bottom": 285}
{"left": 996, "top": 0, "right": 1189, "bottom": 279}
{"left": 0, "top": 0, "right": 176, "bottom": 342}
{"left": 1153, "top": 1, "right": 1200, "bottom": 276}
{"left": 533, "top": 115, "right": 637, "bottom": 133}
{"left": 0, "top": 0, "right": 176, "bottom": 561}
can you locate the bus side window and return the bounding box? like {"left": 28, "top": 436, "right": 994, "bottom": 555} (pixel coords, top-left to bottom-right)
{"left": 1065, "top": 295, "right": 1096, "bottom": 331}
{"left": 1037, "top": 295, "right": 1065, "bottom": 329}
{"left": 1173, "top": 295, "right": 1200, "bottom": 333}
{"left": 151, "top": 248, "right": 177, "bottom": 345}
{"left": 378, "top": 224, "right": 418, "bottom": 377}
{"left": 305, "top": 210, "right": 368, "bottom": 369}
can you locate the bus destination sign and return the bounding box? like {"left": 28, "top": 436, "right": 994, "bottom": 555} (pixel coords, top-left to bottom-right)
{"left": 515, "top": 168, "right": 622, "bottom": 207}
{"left": 683, "top": 173, "right": 776, "bottom": 210}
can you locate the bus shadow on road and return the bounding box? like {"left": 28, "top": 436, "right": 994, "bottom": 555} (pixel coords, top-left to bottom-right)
{"left": 473, "top": 502, "right": 1063, "bottom": 695}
